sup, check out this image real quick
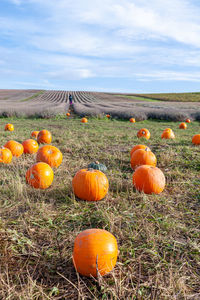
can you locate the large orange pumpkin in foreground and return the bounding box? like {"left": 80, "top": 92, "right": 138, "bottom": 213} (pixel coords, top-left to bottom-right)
{"left": 137, "top": 128, "right": 150, "bottom": 139}
{"left": 36, "top": 145, "right": 63, "bottom": 168}
{"left": 81, "top": 118, "right": 88, "bottom": 123}
{"left": 22, "top": 139, "right": 39, "bottom": 154}
{"left": 130, "top": 144, "right": 150, "bottom": 158}
{"left": 4, "top": 140, "right": 24, "bottom": 157}
{"left": 31, "top": 131, "right": 39, "bottom": 139}
{"left": 4, "top": 123, "right": 14, "bottom": 131}
{"left": 37, "top": 130, "right": 52, "bottom": 144}
{"left": 73, "top": 228, "right": 118, "bottom": 277}
{"left": 161, "top": 130, "right": 175, "bottom": 139}
{"left": 131, "top": 148, "right": 157, "bottom": 169}
{"left": 129, "top": 118, "right": 136, "bottom": 123}
{"left": 179, "top": 122, "right": 187, "bottom": 129}
{"left": 0, "top": 147, "right": 12, "bottom": 164}
{"left": 26, "top": 162, "right": 54, "bottom": 189}
{"left": 192, "top": 134, "right": 200, "bottom": 145}
{"left": 72, "top": 169, "right": 109, "bottom": 201}
{"left": 133, "top": 165, "right": 165, "bottom": 194}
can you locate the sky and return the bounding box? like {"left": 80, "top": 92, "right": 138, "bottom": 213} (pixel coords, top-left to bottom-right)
{"left": 1, "top": 0, "right": 200, "bottom": 93}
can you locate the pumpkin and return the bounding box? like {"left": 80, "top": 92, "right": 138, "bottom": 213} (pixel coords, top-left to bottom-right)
{"left": 137, "top": 128, "right": 150, "bottom": 139}
{"left": 88, "top": 161, "right": 107, "bottom": 172}
{"left": 73, "top": 228, "right": 118, "bottom": 277}
{"left": 66, "top": 113, "right": 70, "bottom": 117}
{"left": 72, "top": 169, "right": 109, "bottom": 201}
{"left": 4, "top": 140, "right": 24, "bottom": 157}
{"left": 22, "top": 139, "right": 39, "bottom": 154}
{"left": 26, "top": 162, "right": 54, "bottom": 189}
{"left": 106, "top": 114, "right": 110, "bottom": 118}
{"left": 0, "top": 147, "right": 12, "bottom": 164}
{"left": 163, "top": 128, "right": 172, "bottom": 132}
{"left": 130, "top": 144, "right": 150, "bottom": 158}
{"left": 4, "top": 123, "right": 14, "bottom": 131}
{"left": 129, "top": 118, "right": 135, "bottom": 123}
{"left": 81, "top": 118, "right": 88, "bottom": 123}
{"left": 37, "top": 130, "right": 52, "bottom": 144}
{"left": 133, "top": 165, "right": 165, "bottom": 194}
{"left": 179, "top": 122, "right": 187, "bottom": 129}
{"left": 192, "top": 134, "right": 200, "bottom": 145}
{"left": 31, "top": 131, "right": 39, "bottom": 139}
{"left": 131, "top": 148, "right": 157, "bottom": 169}
{"left": 161, "top": 130, "right": 175, "bottom": 139}
{"left": 36, "top": 145, "right": 63, "bottom": 168}
{"left": 186, "top": 118, "right": 191, "bottom": 123}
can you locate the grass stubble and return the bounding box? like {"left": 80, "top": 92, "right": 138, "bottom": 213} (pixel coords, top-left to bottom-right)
{"left": 0, "top": 116, "right": 199, "bottom": 299}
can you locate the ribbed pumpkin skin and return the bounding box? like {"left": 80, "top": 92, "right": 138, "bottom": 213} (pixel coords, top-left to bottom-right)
{"left": 186, "top": 119, "right": 191, "bottom": 123}
{"left": 0, "top": 147, "right": 12, "bottom": 163}
{"left": 22, "top": 139, "right": 39, "bottom": 154}
{"left": 130, "top": 145, "right": 150, "bottom": 157}
{"left": 88, "top": 161, "right": 107, "bottom": 172}
{"left": 129, "top": 118, "right": 135, "bottom": 123}
{"left": 161, "top": 130, "right": 175, "bottom": 139}
{"left": 179, "top": 123, "right": 187, "bottom": 129}
{"left": 73, "top": 229, "right": 118, "bottom": 277}
{"left": 4, "top": 140, "right": 24, "bottom": 157}
{"left": 81, "top": 118, "right": 88, "bottom": 123}
{"left": 26, "top": 162, "right": 54, "bottom": 189}
{"left": 192, "top": 134, "right": 200, "bottom": 145}
{"left": 36, "top": 145, "right": 63, "bottom": 168}
{"left": 72, "top": 169, "right": 109, "bottom": 201}
{"left": 5, "top": 123, "right": 14, "bottom": 131}
{"left": 133, "top": 165, "right": 165, "bottom": 194}
{"left": 131, "top": 148, "right": 157, "bottom": 169}
{"left": 37, "top": 130, "right": 52, "bottom": 144}
{"left": 31, "top": 131, "right": 39, "bottom": 139}
{"left": 137, "top": 128, "right": 150, "bottom": 139}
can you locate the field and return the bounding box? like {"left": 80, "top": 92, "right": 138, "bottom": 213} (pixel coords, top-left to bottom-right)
{"left": 127, "top": 93, "right": 200, "bottom": 102}
{"left": 0, "top": 115, "right": 199, "bottom": 299}
{"left": 0, "top": 90, "right": 200, "bottom": 121}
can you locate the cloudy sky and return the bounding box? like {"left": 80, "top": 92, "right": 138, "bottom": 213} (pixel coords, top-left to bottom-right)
{"left": 1, "top": 0, "right": 200, "bottom": 92}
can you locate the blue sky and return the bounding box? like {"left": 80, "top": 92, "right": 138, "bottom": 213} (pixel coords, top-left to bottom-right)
{"left": 1, "top": 0, "right": 200, "bottom": 93}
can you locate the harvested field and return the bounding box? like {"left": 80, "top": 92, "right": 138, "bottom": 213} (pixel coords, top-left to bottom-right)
{"left": 0, "top": 90, "right": 200, "bottom": 121}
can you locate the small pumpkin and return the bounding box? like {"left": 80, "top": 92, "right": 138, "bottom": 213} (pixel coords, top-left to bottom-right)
{"left": 26, "top": 162, "right": 54, "bottom": 189}
{"left": 37, "top": 130, "right": 52, "bottom": 144}
{"left": 4, "top": 140, "right": 24, "bottom": 157}
{"left": 22, "top": 139, "right": 39, "bottom": 154}
{"left": 81, "top": 118, "right": 88, "bottom": 123}
{"left": 137, "top": 128, "right": 150, "bottom": 139}
{"left": 133, "top": 165, "right": 165, "bottom": 194}
{"left": 179, "top": 122, "right": 187, "bottom": 129}
{"left": 72, "top": 169, "right": 109, "bottom": 201}
{"left": 88, "top": 161, "right": 107, "bottom": 172}
{"left": 73, "top": 228, "right": 118, "bottom": 277}
{"left": 66, "top": 113, "right": 70, "bottom": 117}
{"left": 130, "top": 144, "right": 150, "bottom": 158}
{"left": 0, "top": 147, "right": 12, "bottom": 164}
{"left": 161, "top": 130, "right": 175, "bottom": 139}
{"left": 129, "top": 118, "right": 136, "bottom": 123}
{"left": 4, "top": 123, "right": 14, "bottom": 131}
{"left": 31, "top": 131, "right": 39, "bottom": 139}
{"left": 36, "top": 145, "right": 63, "bottom": 168}
{"left": 186, "top": 118, "right": 191, "bottom": 123}
{"left": 131, "top": 148, "right": 157, "bottom": 169}
{"left": 192, "top": 134, "right": 200, "bottom": 145}
{"left": 106, "top": 114, "right": 110, "bottom": 118}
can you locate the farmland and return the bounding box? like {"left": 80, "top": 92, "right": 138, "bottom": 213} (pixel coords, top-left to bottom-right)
{"left": 0, "top": 113, "right": 200, "bottom": 299}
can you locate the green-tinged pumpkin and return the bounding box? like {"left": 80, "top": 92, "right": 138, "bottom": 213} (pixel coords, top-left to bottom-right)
{"left": 88, "top": 161, "right": 107, "bottom": 172}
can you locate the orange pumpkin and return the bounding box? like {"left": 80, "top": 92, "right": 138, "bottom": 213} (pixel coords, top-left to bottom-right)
{"left": 26, "top": 162, "right": 54, "bottom": 189}
{"left": 130, "top": 144, "right": 150, "bottom": 158}
{"left": 4, "top": 123, "right": 14, "bottom": 131}
{"left": 137, "top": 128, "right": 150, "bottom": 139}
{"left": 81, "top": 118, "right": 88, "bottom": 123}
{"left": 0, "top": 147, "right": 12, "bottom": 164}
{"left": 186, "top": 118, "right": 191, "bottom": 123}
{"left": 179, "top": 122, "right": 187, "bottom": 129}
{"left": 73, "top": 228, "right": 118, "bottom": 277}
{"left": 22, "top": 139, "right": 39, "bottom": 154}
{"left": 4, "top": 140, "right": 24, "bottom": 157}
{"left": 161, "top": 130, "right": 175, "bottom": 139}
{"left": 131, "top": 148, "right": 157, "bottom": 169}
{"left": 66, "top": 113, "right": 70, "bottom": 117}
{"left": 72, "top": 169, "right": 109, "bottom": 201}
{"left": 31, "top": 131, "right": 39, "bottom": 139}
{"left": 163, "top": 128, "right": 172, "bottom": 132}
{"left": 133, "top": 165, "right": 165, "bottom": 194}
{"left": 192, "top": 134, "right": 200, "bottom": 145}
{"left": 37, "top": 130, "right": 52, "bottom": 144}
{"left": 106, "top": 114, "right": 110, "bottom": 118}
{"left": 36, "top": 145, "right": 63, "bottom": 168}
{"left": 129, "top": 118, "right": 135, "bottom": 123}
